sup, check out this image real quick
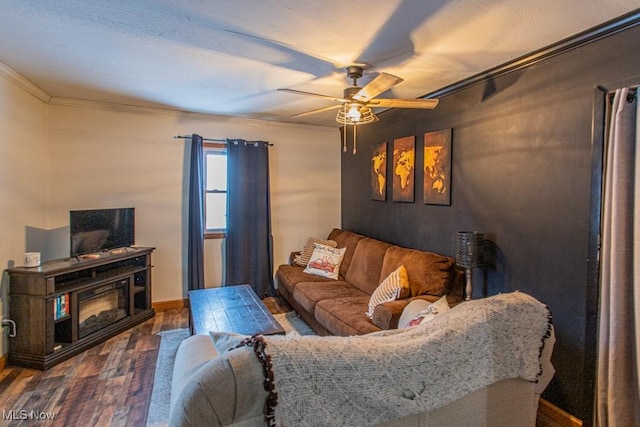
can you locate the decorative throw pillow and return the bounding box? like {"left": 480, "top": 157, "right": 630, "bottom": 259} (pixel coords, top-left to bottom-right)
{"left": 303, "top": 243, "right": 346, "bottom": 280}
{"left": 397, "top": 299, "right": 432, "bottom": 329}
{"left": 366, "top": 265, "right": 410, "bottom": 319}
{"left": 209, "top": 331, "right": 248, "bottom": 354}
{"left": 402, "top": 295, "right": 450, "bottom": 328}
{"left": 294, "top": 237, "right": 337, "bottom": 267}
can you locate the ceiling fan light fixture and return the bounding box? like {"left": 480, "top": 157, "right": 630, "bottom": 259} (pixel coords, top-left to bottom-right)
{"left": 347, "top": 104, "right": 362, "bottom": 121}
{"left": 337, "top": 104, "right": 378, "bottom": 156}
{"left": 336, "top": 105, "right": 378, "bottom": 125}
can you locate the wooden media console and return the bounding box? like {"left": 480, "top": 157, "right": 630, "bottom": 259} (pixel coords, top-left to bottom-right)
{"left": 7, "top": 247, "right": 155, "bottom": 370}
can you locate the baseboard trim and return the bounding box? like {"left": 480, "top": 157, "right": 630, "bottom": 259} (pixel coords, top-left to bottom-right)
{"left": 152, "top": 299, "right": 188, "bottom": 311}
{"left": 538, "top": 398, "right": 583, "bottom": 427}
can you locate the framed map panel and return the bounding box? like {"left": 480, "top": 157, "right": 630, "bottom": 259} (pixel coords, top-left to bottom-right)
{"left": 392, "top": 135, "right": 415, "bottom": 202}
{"left": 423, "top": 129, "right": 452, "bottom": 205}
{"left": 370, "top": 142, "right": 387, "bottom": 201}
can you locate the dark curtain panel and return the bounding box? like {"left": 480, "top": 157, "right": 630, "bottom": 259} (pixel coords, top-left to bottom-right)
{"left": 187, "top": 133, "right": 205, "bottom": 291}
{"left": 225, "top": 139, "right": 274, "bottom": 297}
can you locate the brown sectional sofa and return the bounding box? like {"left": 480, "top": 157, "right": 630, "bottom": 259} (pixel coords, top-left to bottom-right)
{"left": 275, "top": 228, "right": 463, "bottom": 336}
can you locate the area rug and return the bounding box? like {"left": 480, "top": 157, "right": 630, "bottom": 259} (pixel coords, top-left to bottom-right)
{"left": 146, "top": 328, "right": 190, "bottom": 426}
{"left": 146, "top": 311, "right": 315, "bottom": 426}
{"left": 273, "top": 311, "right": 316, "bottom": 336}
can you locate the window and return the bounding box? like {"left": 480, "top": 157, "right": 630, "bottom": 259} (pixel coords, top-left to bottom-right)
{"left": 204, "top": 143, "right": 227, "bottom": 238}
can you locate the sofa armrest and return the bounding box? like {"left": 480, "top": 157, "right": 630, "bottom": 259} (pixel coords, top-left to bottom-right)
{"left": 373, "top": 295, "right": 444, "bottom": 330}
{"left": 170, "top": 335, "right": 219, "bottom": 418}
{"left": 170, "top": 346, "right": 266, "bottom": 427}
{"left": 372, "top": 299, "right": 407, "bottom": 330}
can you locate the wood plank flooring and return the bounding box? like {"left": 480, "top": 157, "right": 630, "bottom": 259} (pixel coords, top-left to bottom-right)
{"left": 0, "top": 307, "right": 188, "bottom": 427}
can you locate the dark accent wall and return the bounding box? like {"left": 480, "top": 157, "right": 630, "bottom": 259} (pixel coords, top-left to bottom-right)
{"left": 341, "top": 18, "right": 640, "bottom": 423}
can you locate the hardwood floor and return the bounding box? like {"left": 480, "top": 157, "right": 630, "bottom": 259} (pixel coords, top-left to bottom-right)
{"left": 0, "top": 307, "right": 189, "bottom": 427}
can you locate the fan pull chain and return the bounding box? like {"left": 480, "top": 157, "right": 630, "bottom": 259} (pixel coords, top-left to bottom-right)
{"left": 342, "top": 103, "right": 347, "bottom": 153}
{"left": 353, "top": 124, "right": 357, "bottom": 154}
{"left": 343, "top": 124, "right": 347, "bottom": 153}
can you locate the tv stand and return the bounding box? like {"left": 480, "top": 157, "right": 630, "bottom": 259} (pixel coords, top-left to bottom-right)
{"left": 7, "top": 247, "right": 155, "bottom": 370}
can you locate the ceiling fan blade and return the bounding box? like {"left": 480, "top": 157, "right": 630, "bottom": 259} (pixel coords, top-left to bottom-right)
{"left": 367, "top": 98, "right": 439, "bottom": 109}
{"left": 278, "top": 88, "right": 347, "bottom": 103}
{"left": 290, "top": 104, "right": 344, "bottom": 118}
{"left": 352, "top": 72, "right": 403, "bottom": 101}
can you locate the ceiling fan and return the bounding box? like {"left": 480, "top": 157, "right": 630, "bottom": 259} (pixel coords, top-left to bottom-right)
{"left": 278, "top": 66, "right": 438, "bottom": 154}
{"left": 278, "top": 65, "right": 439, "bottom": 125}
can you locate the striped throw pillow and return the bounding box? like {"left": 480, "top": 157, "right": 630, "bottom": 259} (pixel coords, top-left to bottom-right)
{"left": 366, "top": 265, "right": 410, "bottom": 319}
{"left": 294, "top": 237, "right": 337, "bottom": 266}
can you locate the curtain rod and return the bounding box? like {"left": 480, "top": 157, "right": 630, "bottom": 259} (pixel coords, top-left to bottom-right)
{"left": 173, "top": 135, "right": 273, "bottom": 145}
{"left": 174, "top": 135, "right": 226, "bottom": 142}
{"left": 600, "top": 85, "right": 638, "bottom": 103}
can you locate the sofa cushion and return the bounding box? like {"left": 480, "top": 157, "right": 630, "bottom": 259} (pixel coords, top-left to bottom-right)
{"left": 275, "top": 264, "right": 336, "bottom": 295}
{"left": 366, "top": 265, "right": 410, "bottom": 319}
{"left": 345, "top": 237, "right": 392, "bottom": 295}
{"left": 293, "top": 281, "right": 368, "bottom": 314}
{"left": 380, "top": 246, "right": 455, "bottom": 297}
{"left": 327, "top": 228, "right": 365, "bottom": 277}
{"left": 314, "top": 296, "right": 382, "bottom": 336}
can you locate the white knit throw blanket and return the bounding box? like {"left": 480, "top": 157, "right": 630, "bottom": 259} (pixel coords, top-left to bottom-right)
{"left": 263, "top": 291, "right": 552, "bottom": 427}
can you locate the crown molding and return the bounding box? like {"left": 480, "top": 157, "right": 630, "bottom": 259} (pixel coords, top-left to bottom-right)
{"left": 0, "top": 61, "right": 51, "bottom": 103}
{"left": 425, "top": 9, "right": 640, "bottom": 100}
{"left": 379, "top": 9, "right": 640, "bottom": 122}
{"left": 49, "top": 96, "right": 336, "bottom": 131}
{"left": 0, "top": 60, "right": 334, "bottom": 132}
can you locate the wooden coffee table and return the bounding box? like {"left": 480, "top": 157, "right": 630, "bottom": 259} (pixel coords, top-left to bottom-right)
{"left": 188, "top": 284, "right": 285, "bottom": 336}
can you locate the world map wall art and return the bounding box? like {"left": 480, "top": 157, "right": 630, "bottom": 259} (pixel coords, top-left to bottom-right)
{"left": 423, "top": 128, "right": 452, "bottom": 205}
{"left": 392, "top": 135, "right": 415, "bottom": 202}
{"left": 370, "top": 129, "right": 453, "bottom": 205}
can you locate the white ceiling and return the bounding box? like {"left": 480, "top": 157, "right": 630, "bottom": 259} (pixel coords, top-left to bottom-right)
{"left": 0, "top": 1, "right": 638, "bottom": 127}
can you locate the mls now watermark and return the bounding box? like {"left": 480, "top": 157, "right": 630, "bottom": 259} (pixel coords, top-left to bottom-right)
{"left": 3, "top": 410, "right": 56, "bottom": 421}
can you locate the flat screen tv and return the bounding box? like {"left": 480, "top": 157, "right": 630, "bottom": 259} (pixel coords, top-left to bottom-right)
{"left": 70, "top": 208, "right": 135, "bottom": 257}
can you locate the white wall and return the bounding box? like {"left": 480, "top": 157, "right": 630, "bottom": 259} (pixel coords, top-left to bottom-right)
{"left": 47, "top": 100, "right": 341, "bottom": 302}
{"left": 0, "top": 67, "right": 49, "bottom": 359}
